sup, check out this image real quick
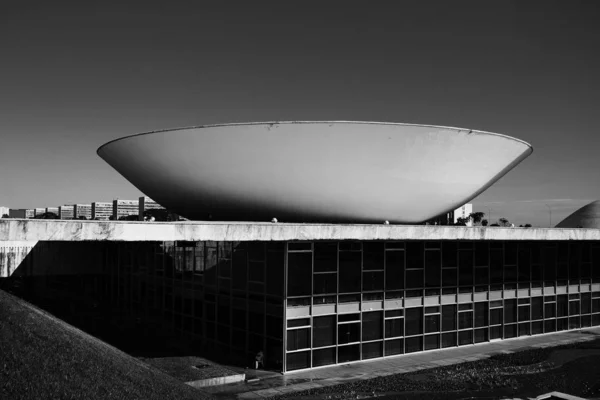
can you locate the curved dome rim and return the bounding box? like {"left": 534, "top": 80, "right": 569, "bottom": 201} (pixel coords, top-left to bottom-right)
{"left": 96, "top": 121, "right": 534, "bottom": 156}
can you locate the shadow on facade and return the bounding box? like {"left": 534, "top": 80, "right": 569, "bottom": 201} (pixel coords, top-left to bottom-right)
{"left": 0, "top": 240, "right": 284, "bottom": 370}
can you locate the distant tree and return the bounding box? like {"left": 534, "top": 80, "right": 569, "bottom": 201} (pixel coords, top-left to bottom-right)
{"left": 524, "top": 223, "right": 532, "bottom": 228}
{"left": 33, "top": 212, "right": 59, "bottom": 219}
{"left": 77, "top": 216, "right": 88, "bottom": 220}
{"left": 490, "top": 223, "right": 500, "bottom": 227}
{"left": 468, "top": 212, "right": 485, "bottom": 225}
{"left": 498, "top": 218, "right": 510, "bottom": 227}
{"left": 455, "top": 217, "right": 469, "bottom": 226}
{"left": 1, "top": 214, "right": 8, "bottom": 218}
{"left": 119, "top": 214, "right": 139, "bottom": 221}
{"left": 481, "top": 219, "right": 488, "bottom": 226}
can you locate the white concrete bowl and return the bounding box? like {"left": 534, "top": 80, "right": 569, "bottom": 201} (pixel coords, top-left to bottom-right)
{"left": 97, "top": 122, "right": 533, "bottom": 223}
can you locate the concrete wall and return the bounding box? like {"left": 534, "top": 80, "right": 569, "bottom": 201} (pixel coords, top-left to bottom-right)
{"left": 1, "top": 219, "right": 600, "bottom": 243}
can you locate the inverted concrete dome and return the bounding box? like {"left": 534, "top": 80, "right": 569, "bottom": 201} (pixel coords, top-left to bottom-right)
{"left": 555, "top": 200, "right": 600, "bottom": 228}
{"left": 97, "top": 121, "right": 533, "bottom": 223}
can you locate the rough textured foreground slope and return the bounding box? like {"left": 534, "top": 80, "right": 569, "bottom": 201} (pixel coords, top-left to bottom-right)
{"left": 0, "top": 289, "right": 212, "bottom": 400}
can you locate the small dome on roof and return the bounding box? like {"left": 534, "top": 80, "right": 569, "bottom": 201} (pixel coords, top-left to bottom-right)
{"left": 555, "top": 200, "right": 600, "bottom": 228}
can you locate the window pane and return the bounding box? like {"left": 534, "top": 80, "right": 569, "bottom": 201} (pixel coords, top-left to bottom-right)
{"left": 425, "top": 251, "right": 441, "bottom": 287}
{"left": 544, "top": 319, "right": 556, "bottom": 333}
{"left": 287, "top": 328, "right": 310, "bottom": 351}
{"left": 363, "top": 271, "right": 384, "bottom": 291}
{"left": 405, "top": 336, "right": 423, "bottom": 353}
{"left": 442, "top": 305, "right": 457, "bottom": 332}
{"left": 490, "top": 308, "right": 503, "bottom": 325}
{"left": 406, "top": 242, "right": 424, "bottom": 269}
{"left": 405, "top": 308, "right": 423, "bottom": 336}
{"left": 313, "top": 348, "right": 336, "bottom": 367}
{"left": 474, "top": 328, "right": 488, "bottom": 343}
{"left": 287, "top": 252, "right": 312, "bottom": 296}
{"left": 338, "top": 323, "right": 360, "bottom": 344}
{"left": 474, "top": 302, "right": 488, "bottom": 328}
{"left": 458, "top": 311, "right": 473, "bottom": 330}
{"left": 313, "top": 316, "right": 336, "bottom": 348}
{"left": 441, "top": 332, "right": 456, "bottom": 348}
{"left": 406, "top": 270, "right": 423, "bottom": 289}
{"left": 582, "top": 293, "right": 592, "bottom": 314}
{"left": 313, "top": 273, "right": 337, "bottom": 294}
{"left": 490, "top": 249, "right": 503, "bottom": 284}
{"left": 339, "top": 251, "right": 361, "bottom": 293}
{"left": 545, "top": 303, "right": 556, "bottom": 318}
{"left": 458, "top": 251, "right": 473, "bottom": 286}
{"left": 424, "top": 334, "right": 440, "bottom": 350}
{"left": 362, "top": 341, "right": 383, "bottom": 359}
{"left": 490, "top": 326, "right": 502, "bottom": 340}
{"left": 314, "top": 242, "right": 337, "bottom": 272}
{"left": 286, "top": 351, "right": 310, "bottom": 371}
{"left": 518, "top": 322, "right": 530, "bottom": 336}
{"left": 504, "top": 324, "right": 517, "bottom": 338}
{"left": 442, "top": 242, "right": 457, "bottom": 268}
{"left": 338, "top": 344, "right": 360, "bottom": 363}
{"left": 505, "top": 299, "right": 517, "bottom": 323}
{"left": 442, "top": 269, "right": 457, "bottom": 287}
{"left": 518, "top": 306, "right": 530, "bottom": 322}
{"left": 458, "top": 330, "right": 473, "bottom": 345}
{"left": 531, "top": 297, "right": 543, "bottom": 320}
{"left": 363, "top": 242, "right": 385, "bottom": 270}
{"left": 475, "top": 267, "right": 489, "bottom": 286}
{"left": 362, "top": 311, "right": 383, "bottom": 341}
{"left": 474, "top": 242, "right": 489, "bottom": 266}
{"left": 385, "top": 318, "right": 404, "bottom": 338}
{"left": 425, "top": 315, "right": 440, "bottom": 333}
{"left": 385, "top": 251, "right": 405, "bottom": 290}
{"left": 557, "top": 295, "right": 568, "bottom": 317}
{"left": 385, "top": 339, "right": 404, "bottom": 355}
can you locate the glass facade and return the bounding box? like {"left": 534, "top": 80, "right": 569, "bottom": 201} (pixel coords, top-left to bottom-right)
{"left": 102, "top": 239, "right": 600, "bottom": 373}
{"left": 284, "top": 240, "right": 600, "bottom": 372}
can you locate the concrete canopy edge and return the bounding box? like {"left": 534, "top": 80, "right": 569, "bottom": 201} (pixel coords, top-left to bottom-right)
{"left": 1, "top": 219, "right": 600, "bottom": 242}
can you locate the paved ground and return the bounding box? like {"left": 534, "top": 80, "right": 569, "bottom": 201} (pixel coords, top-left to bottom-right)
{"left": 203, "top": 327, "right": 600, "bottom": 399}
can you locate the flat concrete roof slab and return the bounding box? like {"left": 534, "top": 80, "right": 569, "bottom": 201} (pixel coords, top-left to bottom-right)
{"left": 1, "top": 219, "right": 600, "bottom": 242}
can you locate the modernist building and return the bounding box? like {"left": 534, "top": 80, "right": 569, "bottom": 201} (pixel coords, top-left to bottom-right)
{"left": 138, "top": 197, "right": 165, "bottom": 220}
{"left": 92, "top": 202, "right": 112, "bottom": 220}
{"left": 5, "top": 123, "right": 598, "bottom": 374}
{"left": 7, "top": 209, "right": 34, "bottom": 219}
{"left": 1, "top": 221, "right": 599, "bottom": 374}
{"left": 59, "top": 205, "right": 75, "bottom": 220}
{"left": 74, "top": 204, "right": 92, "bottom": 220}
{"left": 113, "top": 199, "right": 139, "bottom": 220}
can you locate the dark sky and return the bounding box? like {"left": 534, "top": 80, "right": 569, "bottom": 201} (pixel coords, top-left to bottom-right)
{"left": 1, "top": 1, "right": 599, "bottom": 226}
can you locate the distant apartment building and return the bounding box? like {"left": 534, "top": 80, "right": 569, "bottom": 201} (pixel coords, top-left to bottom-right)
{"left": 113, "top": 199, "right": 139, "bottom": 220}
{"left": 8, "top": 209, "right": 35, "bottom": 219}
{"left": 73, "top": 204, "right": 92, "bottom": 220}
{"left": 428, "top": 203, "right": 473, "bottom": 226}
{"left": 138, "top": 197, "right": 165, "bottom": 220}
{"left": 59, "top": 205, "right": 75, "bottom": 220}
{"left": 92, "top": 202, "right": 112, "bottom": 220}
{"left": 453, "top": 203, "right": 473, "bottom": 223}
{"left": 34, "top": 208, "right": 45, "bottom": 217}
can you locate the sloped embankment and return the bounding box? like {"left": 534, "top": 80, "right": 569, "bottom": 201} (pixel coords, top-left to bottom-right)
{"left": 0, "top": 289, "right": 212, "bottom": 400}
